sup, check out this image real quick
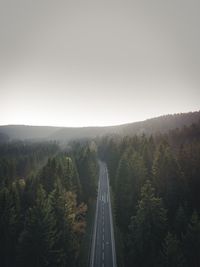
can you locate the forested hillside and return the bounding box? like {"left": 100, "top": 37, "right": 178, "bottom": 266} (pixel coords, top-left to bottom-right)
{"left": 0, "top": 111, "right": 199, "bottom": 142}
{"left": 0, "top": 140, "right": 98, "bottom": 267}
{"left": 0, "top": 115, "right": 200, "bottom": 267}
{"left": 0, "top": 126, "right": 61, "bottom": 141}
{"left": 98, "top": 120, "right": 200, "bottom": 267}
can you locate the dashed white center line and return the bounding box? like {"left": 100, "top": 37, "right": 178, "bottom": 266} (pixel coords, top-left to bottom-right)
{"left": 102, "top": 251, "right": 104, "bottom": 260}
{"left": 102, "top": 242, "right": 104, "bottom": 250}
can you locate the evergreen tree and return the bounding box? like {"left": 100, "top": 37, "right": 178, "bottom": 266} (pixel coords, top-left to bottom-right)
{"left": 76, "top": 146, "right": 98, "bottom": 203}
{"left": 183, "top": 211, "right": 200, "bottom": 267}
{"left": 18, "top": 185, "right": 57, "bottom": 267}
{"left": 161, "top": 232, "right": 185, "bottom": 267}
{"left": 115, "top": 149, "right": 147, "bottom": 231}
{"left": 174, "top": 205, "right": 188, "bottom": 239}
{"left": 40, "top": 158, "right": 58, "bottom": 193}
{"left": 128, "top": 180, "right": 167, "bottom": 267}
{"left": 141, "top": 135, "right": 155, "bottom": 176}
{"left": 0, "top": 186, "right": 20, "bottom": 266}
{"left": 49, "top": 179, "right": 77, "bottom": 267}
{"left": 152, "top": 142, "right": 184, "bottom": 221}
{"left": 63, "top": 157, "right": 81, "bottom": 196}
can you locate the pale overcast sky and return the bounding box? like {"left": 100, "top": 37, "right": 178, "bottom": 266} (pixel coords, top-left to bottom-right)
{"left": 0, "top": 0, "right": 199, "bottom": 127}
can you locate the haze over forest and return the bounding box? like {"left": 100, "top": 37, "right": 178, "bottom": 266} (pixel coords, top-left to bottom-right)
{"left": 0, "top": 111, "right": 199, "bottom": 142}
{"left": 0, "top": 0, "right": 200, "bottom": 127}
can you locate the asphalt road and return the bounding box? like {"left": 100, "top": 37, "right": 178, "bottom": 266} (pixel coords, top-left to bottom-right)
{"left": 90, "top": 161, "right": 117, "bottom": 267}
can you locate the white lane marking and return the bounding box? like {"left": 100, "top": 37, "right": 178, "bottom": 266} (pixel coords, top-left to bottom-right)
{"left": 102, "top": 263, "right": 104, "bottom": 267}
{"left": 102, "top": 242, "right": 104, "bottom": 250}
{"left": 102, "top": 193, "right": 108, "bottom": 203}
{"left": 103, "top": 227, "right": 104, "bottom": 233}
{"left": 102, "top": 251, "right": 104, "bottom": 260}
{"left": 105, "top": 164, "right": 117, "bottom": 267}
{"left": 103, "top": 234, "right": 104, "bottom": 241}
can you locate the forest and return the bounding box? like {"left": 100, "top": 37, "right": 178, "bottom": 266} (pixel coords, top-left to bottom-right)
{"left": 0, "top": 140, "right": 98, "bottom": 267}
{"left": 0, "top": 117, "right": 200, "bottom": 267}
{"left": 98, "top": 120, "right": 200, "bottom": 267}
{"left": 0, "top": 111, "right": 199, "bottom": 142}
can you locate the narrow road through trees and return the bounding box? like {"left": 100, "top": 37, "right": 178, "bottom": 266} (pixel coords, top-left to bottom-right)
{"left": 90, "top": 161, "right": 117, "bottom": 267}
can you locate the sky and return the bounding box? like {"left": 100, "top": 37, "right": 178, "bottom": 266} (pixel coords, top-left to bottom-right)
{"left": 0, "top": 0, "right": 199, "bottom": 127}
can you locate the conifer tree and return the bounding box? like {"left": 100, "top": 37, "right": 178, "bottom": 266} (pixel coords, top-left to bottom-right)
{"left": 115, "top": 149, "right": 147, "bottom": 231}
{"left": 0, "top": 185, "right": 21, "bottom": 266}
{"left": 161, "top": 232, "right": 185, "bottom": 267}
{"left": 183, "top": 211, "right": 200, "bottom": 267}
{"left": 152, "top": 142, "right": 184, "bottom": 221}
{"left": 18, "top": 185, "right": 57, "bottom": 267}
{"left": 49, "top": 179, "right": 77, "bottom": 267}
{"left": 128, "top": 180, "right": 167, "bottom": 267}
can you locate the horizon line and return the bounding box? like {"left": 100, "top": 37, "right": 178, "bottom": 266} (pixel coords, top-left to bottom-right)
{"left": 0, "top": 110, "right": 199, "bottom": 129}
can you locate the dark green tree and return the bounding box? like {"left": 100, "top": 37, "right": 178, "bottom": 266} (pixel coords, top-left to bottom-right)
{"left": 115, "top": 149, "right": 147, "bottom": 231}
{"left": 18, "top": 185, "right": 57, "bottom": 267}
{"left": 62, "top": 156, "right": 81, "bottom": 196}
{"left": 183, "top": 211, "right": 200, "bottom": 267}
{"left": 161, "top": 232, "right": 185, "bottom": 267}
{"left": 174, "top": 205, "right": 188, "bottom": 238}
{"left": 128, "top": 180, "right": 167, "bottom": 267}
{"left": 0, "top": 186, "right": 20, "bottom": 267}
{"left": 76, "top": 146, "right": 98, "bottom": 203}
{"left": 49, "top": 179, "right": 77, "bottom": 267}
{"left": 40, "top": 158, "right": 58, "bottom": 193}
{"left": 152, "top": 142, "right": 185, "bottom": 221}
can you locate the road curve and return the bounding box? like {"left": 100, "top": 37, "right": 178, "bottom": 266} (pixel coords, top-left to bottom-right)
{"left": 90, "top": 161, "right": 117, "bottom": 267}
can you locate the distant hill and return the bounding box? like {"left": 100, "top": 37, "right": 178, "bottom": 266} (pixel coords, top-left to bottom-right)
{"left": 0, "top": 111, "right": 199, "bottom": 142}
{"left": 0, "top": 125, "right": 61, "bottom": 141}
{"left": 120, "top": 111, "right": 200, "bottom": 136}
